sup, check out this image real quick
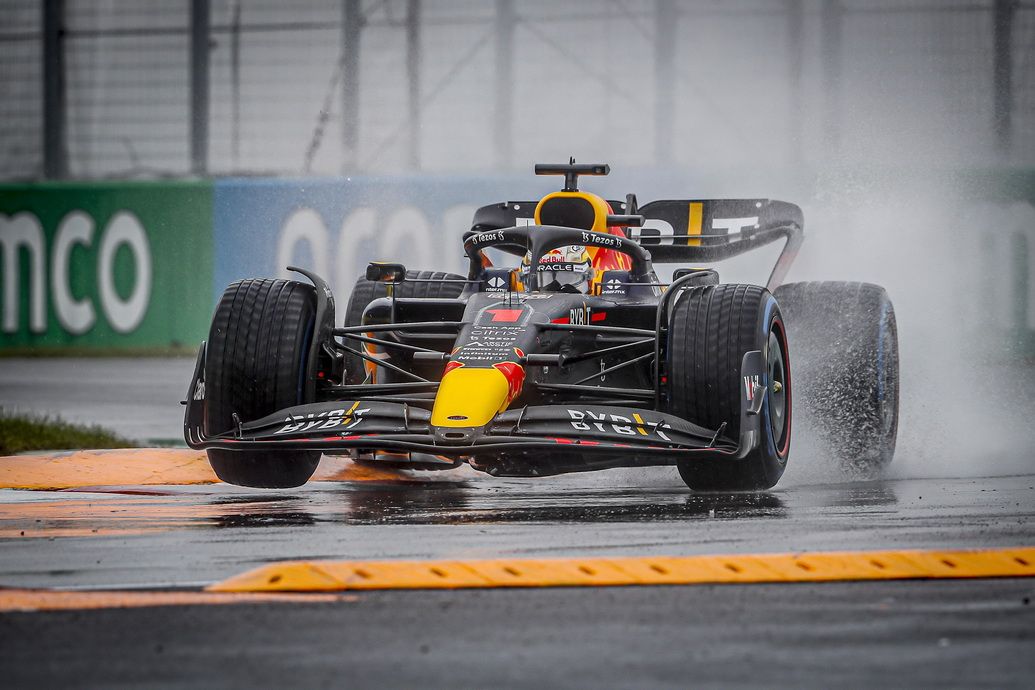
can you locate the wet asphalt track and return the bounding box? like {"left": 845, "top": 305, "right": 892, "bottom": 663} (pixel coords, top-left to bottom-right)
{"left": 3, "top": 580, "right": 1033, "bottom": 689}
{"left": 2, "top": 358, "right": 1034, "bottom": 687}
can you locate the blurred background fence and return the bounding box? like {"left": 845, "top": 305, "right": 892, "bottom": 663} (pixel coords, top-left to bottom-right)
{"left": 2, "top": 0, "right": 1034, "bottom": 180}
{"left": 1, "top": 0, "right": 1034, "bottom": 354}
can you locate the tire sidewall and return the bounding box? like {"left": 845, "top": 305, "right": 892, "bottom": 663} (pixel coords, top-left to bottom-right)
{"left": 758, "top": 296, "right": 791, "bottom": 482}
{"left": 761, "top": 300, "right": 790, "bottom": 471}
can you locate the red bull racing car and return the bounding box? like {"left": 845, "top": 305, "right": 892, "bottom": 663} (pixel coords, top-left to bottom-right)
{"left": 185, "top": 162, "right": 899, "bottom": 490}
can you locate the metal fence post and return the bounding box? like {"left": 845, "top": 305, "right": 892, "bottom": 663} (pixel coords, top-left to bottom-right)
{"left": 786, "top": 0, "right": 804, "bottom": 167}
{"left": 654, "top": 0, "right": 676, "bottom": 164}
{"left": 230, "top": 0, "right": 241, "bottom": 168}
{"left": 994, "top": 0, "right": 1017, "bottom": 156}
{"left": 821, "top": 0, "right": 843, "bottom": 158}
{"left": 190, "top": 0, "right": 210, "bottom": 175}
{"left": 341, "top": 0, "right": 362, "bottom": 172}
{"left": 42, "top": 0, "right": 67, "bottom": 179}
{"left": 406, "top": 0, "right": 421, "bottom": 170}
{"left": 495, "top": 0, "right": 514, "bottom": 169}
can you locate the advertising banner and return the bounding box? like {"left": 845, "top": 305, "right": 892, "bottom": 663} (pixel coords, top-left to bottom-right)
{"left": 211, "top": 175, "right": 550, "bottom": 302}
{"left": 2, "top": 170, "right": 1030, "bottom": 356}
{"left": 0, "top": 181, "right": 212, "bottom": 350}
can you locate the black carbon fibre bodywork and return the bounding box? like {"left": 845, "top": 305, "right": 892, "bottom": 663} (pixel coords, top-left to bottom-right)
{"left": 186, "top": 190, "right": 801, "bottom": 478}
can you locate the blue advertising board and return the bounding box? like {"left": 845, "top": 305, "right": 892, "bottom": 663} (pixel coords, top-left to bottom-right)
{"left": 211, "top": 175, "right": 553, "bottom": 302}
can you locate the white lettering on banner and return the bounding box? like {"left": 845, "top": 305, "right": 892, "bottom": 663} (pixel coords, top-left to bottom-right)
{"left": 1, "top": 210, "right": 154, "bottom": 336}
{"left": 278, "top": 205, "right": 462, "bottom": 291}
{"left": 277, "top": 208, "right": 330, "bottom": 283}
{"left": 99, "top": 212, "right": 152, "bottom": 333}
{"left": 333, "top": 206, "right": 377, "bottom": 290}
{"left": 381, "top": 206, "right": 435, "bottom": 277}
{"left": 52, "top": 211, "right": 96, "bottom": 334}
{"left": 0, "top": 213, "right": 46, "bottom": 333}
{"left": 443, "top": 204, "right": 480, "bottom": 236}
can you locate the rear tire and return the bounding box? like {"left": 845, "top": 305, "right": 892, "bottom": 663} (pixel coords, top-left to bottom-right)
{"left": 667, "top": 284, "right": 791, "bottom": 491}
{"left": 341, "top": 270, "right": 466, "bottom": 383}
{"left": 773, "top": 281, "right": 898, "bottom": 477}
{"left": 205, "top": 279, "right": 321, "bottom": 488}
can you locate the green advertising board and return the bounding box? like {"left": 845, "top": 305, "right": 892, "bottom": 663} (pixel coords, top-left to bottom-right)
{"left": 0, "top": 181, "right": 212, "bottom": 351}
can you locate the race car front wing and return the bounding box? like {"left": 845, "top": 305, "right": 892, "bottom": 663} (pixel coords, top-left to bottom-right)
{"left": 183, "top": 346, "right": 768, "bottom": 472}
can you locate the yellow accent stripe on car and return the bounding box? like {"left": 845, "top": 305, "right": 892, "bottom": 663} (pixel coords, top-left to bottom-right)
{"left": 687, "top": 202, "right": 703, "bottom": 246}
{"left": 208, "top": 546, "right": 1035, "bottom": 592}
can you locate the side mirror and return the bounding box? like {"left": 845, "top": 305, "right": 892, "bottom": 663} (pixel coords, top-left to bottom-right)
{"left": 366, "top": 262, "right": 407, "bottom": 283}
{"left": 672, "top": 267, "right": 719, "bottom": 287}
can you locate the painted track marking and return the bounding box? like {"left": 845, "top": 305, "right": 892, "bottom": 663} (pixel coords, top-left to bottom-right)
{"left": 0, "top": 449, "right": 415, "bottom": 491}
{"left": 0, "top": 589, "right": 353, "bottom": 612}
{"left": 207, "top": 547, "right": 1035, "bottom": 592}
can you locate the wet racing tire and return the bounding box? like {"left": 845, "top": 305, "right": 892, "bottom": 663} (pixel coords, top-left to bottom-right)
{"left": 667, "top": 284, "right": 791, "bottom": 491}
{"left": 341, "top": 270, "right": 466, "bottom": 383}
{"left": 204, "top": 279, "right": 321, "bottom": 488}
{"left": 773, "top": 281, "right": 898, "bottom": 478}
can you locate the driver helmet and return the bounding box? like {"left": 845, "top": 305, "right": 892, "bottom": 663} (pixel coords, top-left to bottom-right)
{"left": 520, "top": 245, "right": 595, "bottom": 294}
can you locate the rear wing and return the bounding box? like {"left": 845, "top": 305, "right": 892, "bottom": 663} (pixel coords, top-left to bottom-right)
{"left": 470, "top": 198, "right": 804, "bottom": 289}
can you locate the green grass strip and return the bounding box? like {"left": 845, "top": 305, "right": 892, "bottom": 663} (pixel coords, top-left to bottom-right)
{"left": 0, "top": 411, "right": 137, "bottom": 455}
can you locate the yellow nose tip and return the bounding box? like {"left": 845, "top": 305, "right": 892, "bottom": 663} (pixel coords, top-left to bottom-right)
{"left": 431, "top": 367, "right": 511, "bottom": 428}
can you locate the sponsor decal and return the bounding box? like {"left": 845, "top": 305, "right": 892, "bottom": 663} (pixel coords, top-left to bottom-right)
{"left": 192, "top": 379, "right": 205, "bottom": 401}
{"left": 567, "top": 409, "right": 671, "bottom": 441}
{"left": 602, "top": 278, "right": 625, "bottom": 295}
{"left": 628, "top": 203, "right": 759, "bottom": 247}
{"left": 472, "top": 230, "right": 504, "bottom": 245}
{"left": 486, "top": 275, "right": 508, "bottom": 292}
{"left": 454, "top": 323, "right": 525, "bottom": 363}
{"left": 493, "top": 361, "right": 526, "bottom": 404}
{"left": 580, "top": 231, "right": 621, "bottom": 248}
{"left": 487, "top": 308, "right": 524, "bottom": 323}
{"left": 744, "top": 374, "right": 760, "bottom": 401}
{"left": 274, "top": 402, "right": 368, "bottom": 435}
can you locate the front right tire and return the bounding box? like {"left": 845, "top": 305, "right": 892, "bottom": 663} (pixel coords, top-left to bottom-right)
{"left": 666, "top": 284, "right": 791, "bottom": 491}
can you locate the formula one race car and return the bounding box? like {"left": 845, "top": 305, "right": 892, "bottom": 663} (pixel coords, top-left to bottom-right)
{"left": 185, "top": 162, "right": 899, "bottom": 490}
